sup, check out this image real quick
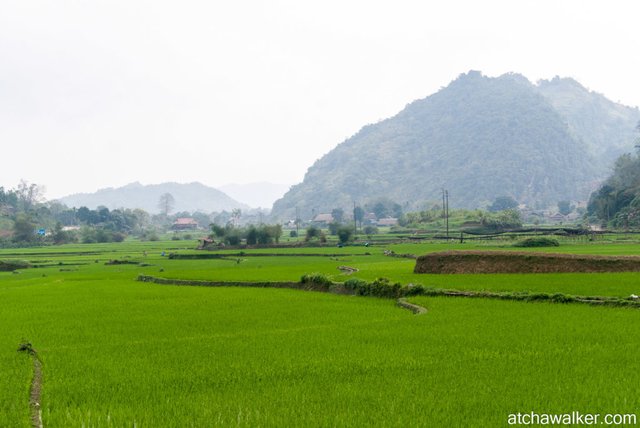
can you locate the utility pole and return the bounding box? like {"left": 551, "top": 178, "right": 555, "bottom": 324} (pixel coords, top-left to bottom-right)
{"left": 445, "top": 190, "right": 449, "bottom": 239}
{"left": 295, "top": 207, "right": 300, "bottom": 239}
{"left": 353, "top": 201, "right": 357, "bottom": 236}
{"left": 442, "top": 189, "right": 446, "bottom": 238}
{"left": 442, "top": 188, "right": 449, "bottom": 240}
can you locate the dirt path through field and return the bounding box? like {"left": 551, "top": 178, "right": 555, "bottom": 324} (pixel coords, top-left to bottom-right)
{"left": 30, "top": 358, "right": 43, "bottom": 428}
{"left": 18, "top": 342, "right": 43, "bottom": 428}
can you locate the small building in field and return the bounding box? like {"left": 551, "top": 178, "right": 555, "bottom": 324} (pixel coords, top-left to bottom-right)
{"left": 312, "top": 213, "right": 334, "bottom": 225}
{"left": 197, "top": 237, "right": 215, "bottom": 249}
{"left": 364, "top": 212, "right": 378, "bottom": 225}
{"left": 377, "top": 217, "right": 398, "bottom": 227}
{"left": 172, "top": 218, "right": 199, "bottom": 230}
{"left": 547, "top": 213, "right": 566, "bottom": 224}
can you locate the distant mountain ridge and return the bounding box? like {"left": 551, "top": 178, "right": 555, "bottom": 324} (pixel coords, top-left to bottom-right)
{"left": 57, "top": 182, "right": 249, "bottom": 213}
{"left": 536, "top": 76, "right": 640, "bottom": 173}
{"left": 271, "top": 71, "right": 640, "bottom": 220}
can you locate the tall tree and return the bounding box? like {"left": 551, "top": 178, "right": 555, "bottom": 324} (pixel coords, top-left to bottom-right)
{"left": 331, "top": 208, "right": 344, "bottom": 223}
{"left": 489, "top": 196, "right": 519, "bottom": 212}
{"left": 12, "top": 214, "right": 36, "bottom": 242}
{"left": 0, "top": 186, "right": 18, "bottom": 209}
{"left": 15, "top": 180, "right": 45, "bottom": 213}
{"left": 353, "top": 206, "right": 365, "bottom": 229}
{"left": 158, "top": 193, "right": 175, "bottom": 216}
{"left": 557, "top": 200, "right": 573, "bottom": 216}
{"left": 231, "top": 208, "right": 242, "bottom": 225}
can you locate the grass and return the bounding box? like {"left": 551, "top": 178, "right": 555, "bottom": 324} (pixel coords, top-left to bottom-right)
{"left": 2, "top": 276, "right": 639, "bottom": 426}
{"left": 402, "top": 297, "right": 640, "bottom": 424}
{"left": 0, "top": 351, "right": 31, "bottom": 427}
{"left": 2, "top": 277, "right": 411, "bottom": 426}
{"left": 4, "top": 238, "right": 640, "bottom": 297}
{"left": 137, "top": 255, "right": 640, "bottom": 299}
{"left": 1, "top": 238, "right": 640, "bottom": 426}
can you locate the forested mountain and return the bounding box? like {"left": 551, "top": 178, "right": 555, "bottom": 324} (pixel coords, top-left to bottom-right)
{"left": 271, "top": 71, "right": 639, "bottom": 220}
{"left": 58, "top": 182, "right": 248, "bottom": 213}
{"left": 537, "top": 77, "right": 640, "bottom": 173}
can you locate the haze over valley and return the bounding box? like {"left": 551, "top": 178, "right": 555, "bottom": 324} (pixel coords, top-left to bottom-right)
{"left": 44, "top": 71, "right": 639, "bottom": 221}
{"left": 3, "top": 3, "right": 640, "bottom": 426}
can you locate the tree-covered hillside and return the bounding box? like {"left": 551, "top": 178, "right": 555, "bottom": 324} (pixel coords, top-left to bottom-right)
{"left": 588, "top": 147, "right": 640, "bottom": 228}
{"left": 537, "top": 77, "right": 640, "bottom": 173}
{"left": 272, "top": 71, "right": 620, "bottom": 220}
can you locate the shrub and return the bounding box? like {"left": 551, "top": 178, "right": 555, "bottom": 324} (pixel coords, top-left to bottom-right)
{"left": 211, "top": 224, "right": 226, "bottom": 238}
{"left": 342, "top": 277, "right": 407, "bottom": 298}
{"left": 245, "top": 225, "right": 258, "bottom": 245}
{"left": 343, "top": 278, "right": 368, "bottom": 292}
{"left": 224, "top": 230, "right": 242, "bottom": 246}
{"left": 111, "top": 232, "right": 126, "bottom": 242}
{"left": 513, "top": 237, "right": 560, "bottom": 247}
{"left": 549, "top": 293, "right": 573, "bottom": 303}
{"left": 479, "top": 209, "right": 522, "bottom": 231}
{"left": 370, "top": 277, "right": 403, "bottom": 298}
{"left": 363, "top": 225, "right": 378, "bottom": 236}
{"left": 404, "top": 283, "right": 426, "bottom": 296}
{"left": 305, "top": 226, "right": 322, "bottom": 242}
{"left": 337, "top": 226, "right": 353, "bottom": 244}
{"left": 300, "top": 272, "right": 333, "bottom": 286}
{"left": 0, "top": 259, "right": 31, "bottom": 271}
{"left": 328, "top": 222, "right": 341, "bottom": 236}
{"left": 95, "top": 228, "right": 112, "bottom": 243}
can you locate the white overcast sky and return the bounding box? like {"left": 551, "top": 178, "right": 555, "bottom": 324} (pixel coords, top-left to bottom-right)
{"left": 1, "top": 0, "right": 638, "bottom": 199}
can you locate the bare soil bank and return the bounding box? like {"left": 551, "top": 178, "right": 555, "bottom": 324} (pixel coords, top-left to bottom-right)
{"left": 414, "top": 251, "right": 640, "bottom": 274}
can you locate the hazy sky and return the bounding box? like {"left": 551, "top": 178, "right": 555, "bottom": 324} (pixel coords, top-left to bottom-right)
{"left": 1, "top": 0, "right": 638, "bottom": 199}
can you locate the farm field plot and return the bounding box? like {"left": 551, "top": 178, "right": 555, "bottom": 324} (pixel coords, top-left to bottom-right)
{"left": 4, "top": 239, "right": 640, "bottom": 300}
{"left": 2, "top": 273, "right": 640, "bottom": 426}
{"left": 148, "top": 257, "right": 640, "bottom": 298}
{"left": 122, "top": 240, "right": 640, "bottom": 298}
{"left": 388, "top": 239, "right": 640, "bottom": 257}
{"left": 1, "top": 240, "right": 640, "bottom": 426}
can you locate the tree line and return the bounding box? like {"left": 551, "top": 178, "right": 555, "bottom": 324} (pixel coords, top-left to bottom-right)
{"left": 587, "top": 123, "right": 640, "bottom": 228}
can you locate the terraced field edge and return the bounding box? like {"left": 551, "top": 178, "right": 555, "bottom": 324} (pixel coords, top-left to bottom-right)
{"left": 136, "top": 275, "right": 640, "bottom": 309}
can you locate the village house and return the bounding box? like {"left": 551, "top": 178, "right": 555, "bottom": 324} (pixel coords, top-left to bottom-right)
{"left": 547, "top": 213, "right": 566, "bottom": 223}
{"left": 172, "top": 218, "right": 199, "bottom": 230}
{"left": 376, "top": 217, "right": 399, "bottom": 227}
{"left": 361, "top": 212, "right": 377, "bottom": 225}
{"left": 312, "top": 213, "right": 334, "bottom": 225}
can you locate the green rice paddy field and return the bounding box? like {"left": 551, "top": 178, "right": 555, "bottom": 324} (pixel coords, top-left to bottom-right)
{"left": 1, "top": 238, "right": 640, "bottom": 426}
